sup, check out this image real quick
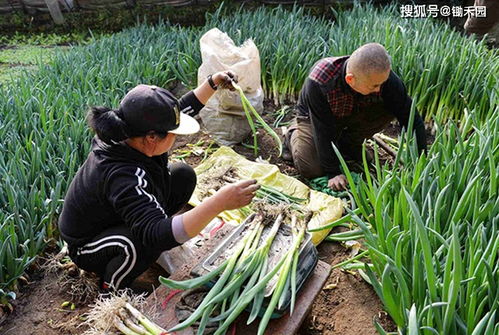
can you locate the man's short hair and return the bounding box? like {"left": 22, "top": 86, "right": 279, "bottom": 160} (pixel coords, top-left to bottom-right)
{"left": 346, "top": 43, "right": 391, "bottom": 78}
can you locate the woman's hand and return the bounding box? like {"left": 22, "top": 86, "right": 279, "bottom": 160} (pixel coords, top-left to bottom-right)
{"left": 181, "top": 179, "right": 259, "bottom": 239}
{"left": 213, "top": 70, "right": 238, "bottom": 90}
{"left": 193, "top": 70, "right": 239, "bottom": 104}
{"left": 214, "top": 179, "right": 259, "bottom": 211}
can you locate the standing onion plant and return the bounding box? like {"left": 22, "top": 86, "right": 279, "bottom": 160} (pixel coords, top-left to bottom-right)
{"left": 334, "top": 105, "right": 498, "bottom": 334}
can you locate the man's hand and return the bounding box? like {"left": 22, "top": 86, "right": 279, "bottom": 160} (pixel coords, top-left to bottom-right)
{"left": 213, "top": 70, "right": 238, "bottom": 90}
{"left": 214, "top": 179, "right": 259, "bottom": 211}
{"left": 328, "top": 174, "right": 348, "bottom": 191}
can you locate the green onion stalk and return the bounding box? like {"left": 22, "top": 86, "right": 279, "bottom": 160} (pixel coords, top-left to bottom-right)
{"left": 257, "top": 216, "right": 306, "bottom": 335}
{"left": 307, "top": 208, "right": 362, "bottom": 232}
{"left": 232, "top": 82, "right": 282, "bottom": 157}
{"left": 325, "top": 229, "right": 365, "bottom": 242}
{"left": 112, "top": 304, "right": 170, "bottom": 335}
{"left": 272, "top": 106, "right": 292, "bottom": 128}
{"left": 308, "top": 207, "right": 368, "bottom": 244}
{"left": 375, "top": 133, "right": 400, "bottom": 150}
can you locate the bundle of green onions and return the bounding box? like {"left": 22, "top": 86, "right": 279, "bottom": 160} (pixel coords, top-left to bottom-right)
{"left": 222, "top": 175, "right": 306, "bottom": 206}
{"left": 307, "top": 207, "right": 368, "bottom": 244}
{"left": 83, "top": 292, "right": 169, "bottom": 335}
{"left": 256, "top": 184, "right": 306, "bottom": 207}
{"left": 159, "top": 212, "right": 307, "bottom": 335}
{"left": 232, "top": 82, "right": 282, "bottom": 157}
{"left": 114, "top": 304, "right": 169, "bottom": 335}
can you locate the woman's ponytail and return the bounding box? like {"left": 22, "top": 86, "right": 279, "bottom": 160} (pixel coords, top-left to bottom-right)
{"left": 86, "top": 106, "right": 128, "bottom": 144}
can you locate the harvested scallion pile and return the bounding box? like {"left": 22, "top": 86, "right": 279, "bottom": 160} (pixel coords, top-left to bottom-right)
{"left": 159, "top": 211, "right": 309, "bottom": 334}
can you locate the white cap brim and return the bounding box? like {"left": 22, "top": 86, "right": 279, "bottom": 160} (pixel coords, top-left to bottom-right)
{"left": 169, "top": 113, "right": 200, "bottom": 135}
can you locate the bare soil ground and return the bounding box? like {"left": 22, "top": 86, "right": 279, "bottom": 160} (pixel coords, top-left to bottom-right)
{"left": 0, "top": 100, "right": 408, "bottom": 335}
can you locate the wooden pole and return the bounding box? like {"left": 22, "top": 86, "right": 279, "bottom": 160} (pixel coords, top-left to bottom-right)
{"left": 44, "top": 0, "right": 65, "bottom": 24}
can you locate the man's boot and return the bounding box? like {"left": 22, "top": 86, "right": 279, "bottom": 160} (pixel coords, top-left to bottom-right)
{"left": 281, "top": 126, "right": 294, "bottom": 162}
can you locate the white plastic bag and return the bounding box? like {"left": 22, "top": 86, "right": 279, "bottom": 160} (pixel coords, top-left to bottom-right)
{"left": 198, "top": 28, "right": 264, "bottom": 145}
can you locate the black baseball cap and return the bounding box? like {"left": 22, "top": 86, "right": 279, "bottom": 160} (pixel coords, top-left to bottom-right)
{"left": 119, "top": 84, "right": 200, "bottom": 136}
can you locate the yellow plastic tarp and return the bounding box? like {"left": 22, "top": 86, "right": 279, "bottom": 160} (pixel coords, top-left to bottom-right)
{"left": 189, "top": 146, "right": 344, "bottom": 245}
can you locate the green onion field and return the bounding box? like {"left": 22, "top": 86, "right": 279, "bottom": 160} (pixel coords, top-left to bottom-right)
{"left": 0, "top": 3, "right": 497, "bottom": 334}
